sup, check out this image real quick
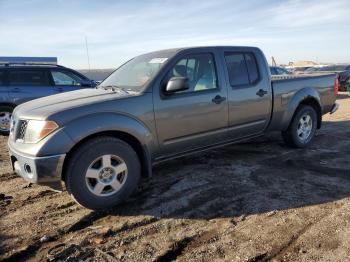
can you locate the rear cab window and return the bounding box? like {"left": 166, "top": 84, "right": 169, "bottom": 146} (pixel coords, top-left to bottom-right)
{"left": 9, "top": 69, "right": 49, "bottom": 86}
{"left": 224, "top": 52, "right": 260, "bottom": 87}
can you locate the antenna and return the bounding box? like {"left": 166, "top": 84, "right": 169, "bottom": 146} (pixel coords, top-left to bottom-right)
{"left": 271, "top": 56, "right": 277, "bottom": 66}
{"left": 85, "top": 36, "right": 91, "bottom": 72}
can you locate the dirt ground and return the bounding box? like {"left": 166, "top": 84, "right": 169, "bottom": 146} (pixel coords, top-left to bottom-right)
{"left": 1, "top": 93, "right": 350, "bottom": 262}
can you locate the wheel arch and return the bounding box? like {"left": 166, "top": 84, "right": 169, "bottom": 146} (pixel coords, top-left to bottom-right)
{"left": 60, "top": 113, "right": 156, "bottom": 181}
{"left": 298, "top": 97, "right": 322, "bottom": 129}
{"left": 282, "top": 87, "right": 322, "bottom": 131}
{"left": 62, "top": 130, "right": 152, "bottom": 182}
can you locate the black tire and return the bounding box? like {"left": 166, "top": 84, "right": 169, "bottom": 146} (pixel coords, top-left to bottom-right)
{"left": 65, "top": 136, "right": 141, "bottom": 210}
{"left": 282, "top": 105, "right": 317, "bottom": 148}
{"left": 0, "top": 105, "right": 14, "bottom": 136}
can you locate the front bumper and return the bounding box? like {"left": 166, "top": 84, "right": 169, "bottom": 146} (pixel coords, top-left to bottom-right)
{"left": 8, "top": 145, "right": 65, "bottom": 191}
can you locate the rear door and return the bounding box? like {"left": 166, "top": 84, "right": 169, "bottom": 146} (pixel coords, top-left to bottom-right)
{"left": 49, "top": 69, "right": 91, "bottom": 93}
{"left": 8, "top": 68, "right": 55, "bottom": 104}
{"left": 222, "top": 49, "right": 272, "bottom": 139}
{"left": 153, "top": 49, "right": 229, "bottom": 156}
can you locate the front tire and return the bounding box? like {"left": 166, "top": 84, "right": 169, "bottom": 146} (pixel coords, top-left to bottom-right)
{"left": 282, "top": 105, "right": 317, "bottom": 148}
{"left": 65, "top": 136, "right": 141, "bottom": 210}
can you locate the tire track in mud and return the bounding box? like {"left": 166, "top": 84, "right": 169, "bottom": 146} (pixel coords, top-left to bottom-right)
{"left": 42, "top": 216, "right": 160, "bottom": 261}
{"left": 0, "top": 172, "right": 18, "bottom": 182}
{"left": 3, "top": 212, "right": 159, "bottom": 261}
{"left": 155, "top": 236, "right": 195, "bottom": 262}
{"left": 247, "top": 207, "right": 338, "bottom": 262}
{"left": 21, "top": 189, "right": 58, "bottom": 206}
{"left": 154, "top": 229, "right": 223, "bottom": 262}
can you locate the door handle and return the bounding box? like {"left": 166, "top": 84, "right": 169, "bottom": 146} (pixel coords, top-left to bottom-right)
{"left": 212, "top": 95, "right": 226, "bottom": 104}
{"left": 256, "top": 89, "right": 268, "bottom": 97}
{"left": 56, "top": 87, "right": 64, "bottom": 92}
{"left": 12, "top": 87, "right": 20, "bottom": 93}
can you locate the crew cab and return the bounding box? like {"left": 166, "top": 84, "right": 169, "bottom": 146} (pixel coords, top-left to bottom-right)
{"left": 8, "top": 46, "right": 339, "bottom": 210}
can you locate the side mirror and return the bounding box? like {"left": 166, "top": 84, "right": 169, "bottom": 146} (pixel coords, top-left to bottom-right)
{"left": 165, "top": 77, "right": 190, "bottom": 93}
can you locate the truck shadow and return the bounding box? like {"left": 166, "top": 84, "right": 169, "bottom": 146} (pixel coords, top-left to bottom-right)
{"left": 96, "top": 120, "right": 350, "bottom": 220}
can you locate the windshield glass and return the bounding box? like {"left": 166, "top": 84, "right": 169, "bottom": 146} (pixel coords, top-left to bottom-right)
{"left": 99, "top": 51, "right": 175, "bottom": 93}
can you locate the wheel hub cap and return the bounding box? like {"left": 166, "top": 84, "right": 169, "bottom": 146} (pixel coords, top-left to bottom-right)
{"left": 297, "top": 114, "right": 313, "bottom": 142}
{"left": 99, "top": 167, "right": 115, "bottom": 183}
{"left": 85, "top": 154, "right": 128, "bottom": 197}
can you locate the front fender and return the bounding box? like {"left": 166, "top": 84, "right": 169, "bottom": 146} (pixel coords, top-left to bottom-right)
{"left": 36, "top": 112, "right": 156, "bottom": 160}
{"left": 63, "top": 112, "right": 156, "bottom": 153}
{"left": 281, "top": 87, "right": 321, "bottom": 131}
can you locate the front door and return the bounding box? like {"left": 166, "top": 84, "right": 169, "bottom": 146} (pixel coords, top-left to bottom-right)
{"left": 153, "top": 51, "right": 229, "bottom": 157}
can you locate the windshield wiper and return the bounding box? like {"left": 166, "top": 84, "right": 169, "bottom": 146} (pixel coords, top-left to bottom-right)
{"left": 99, "top": 85, "right": 127, "bottom": 92}
{"left": 99, "top": 85, "right": 120, "bottom": 91}
{"left": 99, "top": 85, "right": 132, "bottom": 94}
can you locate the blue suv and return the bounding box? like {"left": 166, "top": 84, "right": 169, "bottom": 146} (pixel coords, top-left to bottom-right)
{"left": 0, "top": 64, "right": 95, "bottom": 135}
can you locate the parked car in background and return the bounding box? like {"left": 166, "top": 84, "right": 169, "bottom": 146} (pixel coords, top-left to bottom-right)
{"left": 301, "top": 64, "right": 350, "bottom": 92}
{"left": 270, "top": 66, "right": 292, "bottom": 75}
{"left": 304, "top": 65, "right": 350, "bottom": 74}
{"left": 338, "top": 66, "right": 350, "bottom": 92}
{"left": 0, "top": 63, "right": 96, "bottom": 135}
{"left": 8, "top": 46, "right": 338, "bottom": 210}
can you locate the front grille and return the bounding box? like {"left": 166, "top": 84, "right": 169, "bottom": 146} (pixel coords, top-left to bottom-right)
{"left": 16, "top": 120, "right": 28, "bottom": 140}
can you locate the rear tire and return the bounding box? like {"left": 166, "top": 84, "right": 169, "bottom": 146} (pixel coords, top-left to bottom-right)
{"left": 65, "top": 136, "right": 141, "bottom": 210}
{"left": 282, "top": 105, "right": 317, "bottom": 148}
{"left": 0, "top": 105, "right": 14, "bottom": 136}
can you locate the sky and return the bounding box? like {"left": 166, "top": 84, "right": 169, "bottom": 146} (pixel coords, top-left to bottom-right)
{"left": 0, "top": 0, "right": 349, "bottom": 69}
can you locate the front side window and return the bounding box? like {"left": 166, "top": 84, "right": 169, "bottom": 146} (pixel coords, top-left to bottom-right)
{"left": 51, "top": 70, "right": 83, "bottom": 86}
{"left": 165, "top": 53, "right": 218, "bottom": 94}
{"left": 225, "top": 52, "right": 260, "bottom": 87}
{"left": 9, "top": 69, "right": 49, "bottom": 86}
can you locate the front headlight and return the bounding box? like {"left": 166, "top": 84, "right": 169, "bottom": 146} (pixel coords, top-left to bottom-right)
{"left": 24, "top": 120, "right": 59, "bottom": 143}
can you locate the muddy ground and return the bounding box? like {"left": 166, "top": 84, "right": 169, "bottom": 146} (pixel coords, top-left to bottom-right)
{"left": 1, "top": 94, "right": 350, "bottom": 262}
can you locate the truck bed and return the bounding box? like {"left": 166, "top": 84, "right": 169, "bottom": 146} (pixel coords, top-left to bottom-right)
{"left": 268, "top": 74, "right": 336, "bottom": 131}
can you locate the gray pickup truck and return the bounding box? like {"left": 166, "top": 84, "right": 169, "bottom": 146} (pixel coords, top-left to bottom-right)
{"left": 8, "top": 46, "right": 338, "bottom": 210}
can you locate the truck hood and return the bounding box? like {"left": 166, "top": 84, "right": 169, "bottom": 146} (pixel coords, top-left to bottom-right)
{"left": 14, "top": 88, "right": 139, "bottom": 121}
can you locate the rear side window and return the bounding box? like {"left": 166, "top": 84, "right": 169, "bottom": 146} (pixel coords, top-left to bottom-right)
{"left": 0, "top": 71, "right": 4, "bottom": 86}
{"left": 9, "top": 69, "right": 49, "bottom": 86}
{"left": 225, "top": 52, "right": 260, "bottom": 87}
{"left": 245, "top": 53, "right": 259, "bottom": 83}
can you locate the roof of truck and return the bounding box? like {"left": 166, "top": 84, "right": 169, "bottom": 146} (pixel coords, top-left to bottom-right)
{"left": 144, "top": 46, "right": 259, "bottom": 55}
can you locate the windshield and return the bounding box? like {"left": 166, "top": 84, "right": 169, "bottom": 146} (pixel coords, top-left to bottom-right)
{"left": 99, "top": 52, "right": 175, "bottom": 93}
